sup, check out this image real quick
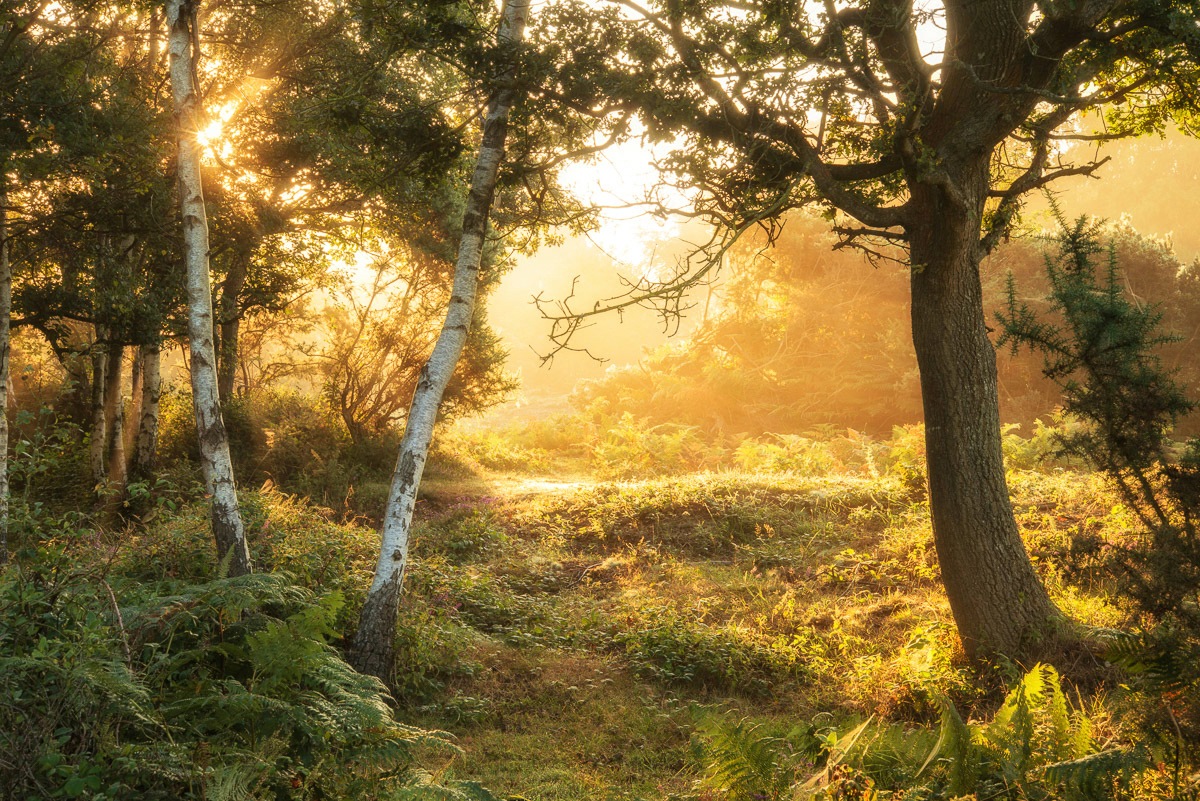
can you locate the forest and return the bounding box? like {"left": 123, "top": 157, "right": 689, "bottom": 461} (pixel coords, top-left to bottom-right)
{"left": 2, "top": 0, "right": 1200, "bottom": 799}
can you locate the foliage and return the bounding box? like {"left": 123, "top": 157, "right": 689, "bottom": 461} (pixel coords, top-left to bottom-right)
{"left": 698, "top": 666, "right": 1147, "bottom": 801}
{"left": 0, "top": 554, "right": 458, "bottom": 800}
{"left": 616, "top": 606, "right": 804, "bottom": 694}
{"left": 566, "top": 215, "right": 1200, "bottom": 442}
{"left": 998, "top": 212, "right": 1200, "bottom": 717}
{"left": 319, "top": 255, "right": 517, "bottom": 446}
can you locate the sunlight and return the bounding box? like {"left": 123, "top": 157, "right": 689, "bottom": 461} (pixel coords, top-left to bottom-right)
{"left": 195, "top": 118, "right": 223, "bottom": 149}
{"left": 558, "top": 130, "right": 687, "bottom": 277}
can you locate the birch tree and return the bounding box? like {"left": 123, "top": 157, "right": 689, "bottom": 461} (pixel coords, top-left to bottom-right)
{"left": 351, "top": 0, "right": 531, "bottom": 682}
{"left": 167, "top": 0, "right": 251, "bottom": 576}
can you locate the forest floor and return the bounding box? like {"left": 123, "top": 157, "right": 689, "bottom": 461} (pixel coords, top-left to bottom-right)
{"left": 378, "top": 465, "right": 1124, "bottom": 800}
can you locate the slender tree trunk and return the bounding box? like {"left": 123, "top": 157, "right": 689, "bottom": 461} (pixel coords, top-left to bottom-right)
{"left": 103, "top": 344, "right": 126, "bottom": 486}
{"left": 217, "top": 256, "right": 247, "bottom": 402}
{"left": 132, "top": 342, "right": 162, "bottom": 481}
{"left": 167, "top": 0, "right": 250, "bottom": 576}
{"left": 351, "top": 0, "right": 530, "bottom": 682}
{"left": 128, "top": 346, "right": 142, "bottom": 458}
{"left": 89, "top": 338, "right": 108, "bottom": 490}
{"left": 0, "top": 173, "right": 10, "bottom": 564}
{"left": 908, "top": 166, "right": 1060, "bottom": 658}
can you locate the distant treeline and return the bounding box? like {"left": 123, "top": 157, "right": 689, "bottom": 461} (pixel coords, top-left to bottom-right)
{"left": 573, "top": 215, "right": 1200, "bottom": 438}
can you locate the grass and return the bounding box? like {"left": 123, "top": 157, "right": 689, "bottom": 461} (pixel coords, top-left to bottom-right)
{"left": 357, "top": 460, "right": 1129, "bottom": 799}
{"left": 106, "top": 423, "right": 1150, "bottom": 800}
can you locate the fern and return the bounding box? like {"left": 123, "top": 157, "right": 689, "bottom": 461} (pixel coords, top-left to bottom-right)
{"left": 695, "top": 715, "right": 804, "bottom": 801}
{"left": 1042, "top": 746, "right": 1150, "bottom": 801}
{"left": 698, "top": 665, "right": 1153, "bottom": 801}
{"left": 1, "top": 561, "right": 472, "bottom": 800}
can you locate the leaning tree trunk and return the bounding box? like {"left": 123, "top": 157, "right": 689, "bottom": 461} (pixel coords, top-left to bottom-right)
{"left": 908, "top": 167, "right": 1060, "bottom": 658}
{"left": 131, "top": 342, "right": 162, "bottom": 482}
{"left": 351, "top": 0, "right": 530, "bottom": 682}
{"left": 0, "top": 173, "right": 10, "bottom": 564}
{"left": 167, "top": 0, "right": 250, "bottom": 576}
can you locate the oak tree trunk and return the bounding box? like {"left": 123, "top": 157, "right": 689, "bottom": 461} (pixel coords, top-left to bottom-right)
{"left": 351, "top": 0, "right": 530, "bottom": 682}
{"left": 167, "top": 0, "right": 250, "bottom": 576}
{"left": 908, "top": 166, "right": 1060, "bottom": 657}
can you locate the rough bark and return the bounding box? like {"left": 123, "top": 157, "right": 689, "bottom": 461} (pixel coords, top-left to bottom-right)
{"left": 217, "top": 256, "right": 247, "bottom": 402}
{"left": 0, "top": 174, "right": 10, "bottom": 563}
{"left": 131, "top": 343, "right": 162, "bottom": 481}
{"left": 908, "top": 164, "right": 1060, "bottom": 658}
{"left": 350, "top": 0, "right": 530, "bottom": 682}
{"left": 167, "top": 0, "right": 251, "bottom": 576}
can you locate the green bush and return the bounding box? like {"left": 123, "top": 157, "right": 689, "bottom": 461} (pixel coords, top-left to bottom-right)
{"left": 615, "top": 606, "right": 804, "bottom": 694}
{"left": 591, "top": 412, "right": 724, "bottom": 479}
{"left": 0, "top": 556, "right": 457, "bottom": 800}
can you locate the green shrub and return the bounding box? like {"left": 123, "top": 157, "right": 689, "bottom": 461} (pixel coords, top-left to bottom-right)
{"left": 432, "top": 427, "right": 552, "bottom": 474}
{"left": 0, "top": 556, "right": 457, "bottom": 800}
{"left": 615, "top": 606, "right": 804, "bottom": 694}
{"left": 734, "top": 434, "right": 840, "bottom": 475}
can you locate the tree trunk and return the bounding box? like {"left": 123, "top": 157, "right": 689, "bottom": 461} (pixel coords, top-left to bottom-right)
{"left": 217, "top": 256, "right": 247, "bottom": 402}
{"left": 89, "top": 338, "right": 108, "bottom": 491}
{"left": 103, "top": 344, "right": 126, "bottom": 488}
{"left": 132, "top": 343, "right": 162, "bottom": 481}
{"left": 0, "top": 174, "right": 10, "bottom": 564}
{"left": 908, "top": 167, "right": 1060, "bottom": 658}
{"left": 167, "top": 0, "right": 251, "bottom": 576}
{"left": 128, "top": 345, "right": 142, "bottom": 458}
{"left": 351, "top": 0, "right": 530, "bottom": 682}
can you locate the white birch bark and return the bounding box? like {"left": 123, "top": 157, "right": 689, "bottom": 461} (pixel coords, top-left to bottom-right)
{"left": 0, "top": 172, "right": 10, "bottom": 564}
{"left": 167, "top": 0, "right": 250, "bottom": 575}
{"left": 351, "top": 0, "right": 531, "bottom": 680}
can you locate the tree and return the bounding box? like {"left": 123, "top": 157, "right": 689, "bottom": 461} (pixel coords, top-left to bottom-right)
{"left": 539, "top": 0, "right": 1200, "bottom": 657}
{"left": 167, "top": 0, "right": 251, "bottom": 575}
{"left": 320, "top": 248, "right": 516, "bottom": 446}
{"left": 351, "top": 0, "right": 531, "bottom": 682}
{"left": 0, "top": 0, "right": 128, "bottom": 546}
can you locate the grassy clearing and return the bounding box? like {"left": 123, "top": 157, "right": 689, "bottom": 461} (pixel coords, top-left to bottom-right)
{"left": 69, "top": 417, "right": 1153, "bottom": 799}
{"left": 350, "top": 460, "right": 1130, "bottom": 799}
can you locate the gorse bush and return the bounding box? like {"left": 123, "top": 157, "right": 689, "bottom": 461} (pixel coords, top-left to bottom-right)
{"left": 999, "top": 211, "right": 1200, "bottom": 747}
{"left": 997, "top": 212, "right": 1200, "bottom": 602}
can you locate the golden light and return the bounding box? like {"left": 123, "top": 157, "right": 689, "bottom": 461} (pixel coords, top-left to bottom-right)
{"left": 196, "top": 119, "right": 224, "bottom": 148}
